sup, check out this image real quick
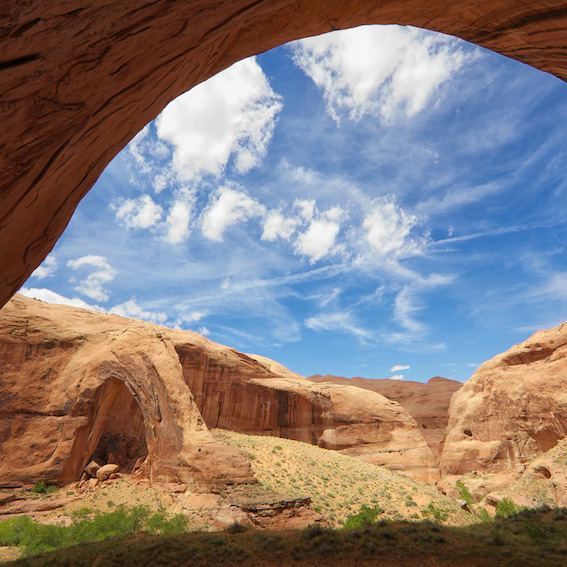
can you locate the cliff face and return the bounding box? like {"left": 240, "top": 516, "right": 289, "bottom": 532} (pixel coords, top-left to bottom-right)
{"left": 0, "top": 295, "right": 437, "bottom": 485}
{"left": 172, "top": 341, "right": 439, "bottom": 482}
{"left": 308, "top": 375, "right": 461, "bottom": 459}
{"left": 439, "top": 323, "right": 567, "bottom": 475}
{"left": 0, "top": 295, "right": 255, "bottom": 488}
{"left": 2, "top": 1, "right": 567, "bottom": 309}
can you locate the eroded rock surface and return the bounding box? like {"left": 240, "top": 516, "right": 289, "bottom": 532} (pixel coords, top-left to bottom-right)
{"left": 2, "top": 1, "right": 567, "bottom": 309}
{"left": 308, "top": 375, "right": 461, "bottom": 459}
{"left": 174, "top": 342, "right": 439, "bottom": 482}
{"left": 0, "top": 295, "right": 437, "bottom": 485}
{"left": 0, "top": 294, "right": 255, "bottom": 488}
{"left": 440, "top": 323, "right": 567, "bottom": 475}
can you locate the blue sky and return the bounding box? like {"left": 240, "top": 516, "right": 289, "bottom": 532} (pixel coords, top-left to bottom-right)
{"left": 20, "top": 25, "right": 567, "bottom": 382}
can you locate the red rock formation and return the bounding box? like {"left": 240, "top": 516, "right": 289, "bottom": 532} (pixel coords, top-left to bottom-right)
{"left": 439, "top": 322, "right": 567, "bottom": 475}
{"left": 1, "top": 1, "right": 567, "bottom": 308}
{"left": 308, "top": 375, "right": 461, "bottom": 459}
{"left": 173, "top": 343, "right": 439, "bottom": 482}
{"left": 0, "top": 295, "right": 437, "bottom": 484}
{"left": 0, "top": 295, "right": 255, "bottom": 488}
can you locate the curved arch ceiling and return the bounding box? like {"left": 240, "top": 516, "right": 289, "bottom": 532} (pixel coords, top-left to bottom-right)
{"left": 1, "top": 0, "right": 567, "bottom": 308}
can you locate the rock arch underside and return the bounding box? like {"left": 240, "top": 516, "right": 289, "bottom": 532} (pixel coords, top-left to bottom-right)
{"left": 2, "top": 0, "right": 567, "bottom": 309}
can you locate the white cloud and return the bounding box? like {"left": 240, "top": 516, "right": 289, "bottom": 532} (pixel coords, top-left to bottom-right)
{"left": 305, "top": 311, "right": 372, "bottom": 340}
{"left": 390, "top": 364, "right": 410, "bottom": 372}
{"left": 156, "top": 58, "right": 282, "bottom": 181}
{"left": 113, "top": 194, "right": 163, "bottom": 230}
{"left": 128, "top": 125, "right": 152, "bottom": 174}
{"left": 363, "top": 196, "right": 426, "bottom": 259}
{"left": 202, "top": 184, "right": 265, "bottom": 241}
{"left": 110, "top": 298, "right": 168, "bottom": 325}
{"left": 197, "top": 326, "right": 211, "bottom": 336}
{"left": 30, "top": 254, "right": 57, "bottom": 280}
{"left": 393, "top": 286, "right": 426, "bottom": 335}
{"left": 164, "top": 188, "right": 196, "bottom": 244}
{"left": 390, "top": 374, "right": 404, "bottom": 380}
{"left": 19, "top": 288, "right": 170, "bottom": 327}
{"left": 67, "top": 255, "right": 117, "bottom": 302}
{"left": 182, "top": 310, "right": 207, "bottom": 323}
{"left": 291, "top": 24, "right": 468, "bottom": 123}
{"left": 19, "top": 287, "right": 106, "bottom": 312}
{"left": 294, "top": 199, "right": 316, "bottom": 222}
{"left": 294, "top": 207, "right": 343, "bottom": 263}
{"left": 262, "top": 210, "right": 301, "bottom": 241}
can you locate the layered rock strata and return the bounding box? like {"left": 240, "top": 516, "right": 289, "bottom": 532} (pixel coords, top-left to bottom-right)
{"left": 0, "top": 295, "right": 254, "bottom": 488}
{"left": 308, "top": 375, "right": 461, "bottom": 459}
{"left": 0, "top": 295, "right": 437, "bottom": 485}
{"left": 440, "top": 323, "right": 567, "bottom": 475}
{"left": 2, "top": 1, "right": 567, "bottom": 308}
{"left": 172, "top": 343, "right": 439, "bottom": 482}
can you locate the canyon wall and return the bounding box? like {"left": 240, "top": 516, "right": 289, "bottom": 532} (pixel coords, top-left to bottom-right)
{"left": 440, "top": 323, "right": 567, "bottom": 475}
{"left": 0, "top": 295, "right": 438, "bottom": 485}
{"left": 0, "top": 295, "right": 255, "bottom": 488}
{"left": 308, "top": 375, "right": 461, "bottom": 459}
{"left": 2, "top": 1, "right": 567, "bottom": 308}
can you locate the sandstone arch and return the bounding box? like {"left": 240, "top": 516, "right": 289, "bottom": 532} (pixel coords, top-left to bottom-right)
{"left": 1, "top": 1, "right": 567, "bottom": 308}
{"left": 60, "top": 377, "right": 148, "bottom": 483}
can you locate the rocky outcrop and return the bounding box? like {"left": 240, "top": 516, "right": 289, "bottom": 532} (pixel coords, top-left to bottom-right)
{"left": 0, "top": 294, "right": 255, "bottom": 489}
{"left": 2, "top": 1, "right": 567, "bottom": 309}
{"left": 308, "top": 375, "right": 461, "bottom": 459}
{"left": 440, "top": 323, "right": 567, "bottom": 476}
{"left": 0, "top": 295, "right": 437, "bottom": 485}
{"left": 172, "top": 341, "right": 439, "bottom": 482}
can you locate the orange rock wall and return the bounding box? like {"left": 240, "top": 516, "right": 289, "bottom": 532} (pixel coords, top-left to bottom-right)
{"left": 440, "top": 323, "right": 567, "bottom": 475}
{"left": 2, "top": 1, "right": 567, "bottom": 307}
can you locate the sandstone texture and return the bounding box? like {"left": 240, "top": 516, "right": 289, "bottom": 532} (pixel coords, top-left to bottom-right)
{"left": 0, "top": 294, "right": 255, "bottom": 488}
{"left": 2, "top": 1, "right": 567, "bottom": 309}
{"left": 0, "top": 294, "right": 437, "bottom": 486}
{"left": 174, "top": 341, "right": 438, "bottom": 482}
{"left": 440, "top": 323, "right": 567, "bottom": 476}
{"left": 308, "top": 375, "right": 461, "bottom": 459}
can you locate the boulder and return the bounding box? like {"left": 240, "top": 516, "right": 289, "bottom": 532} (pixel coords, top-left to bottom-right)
{"left": 96, "top": 464, "right": 119, "bottom": 481}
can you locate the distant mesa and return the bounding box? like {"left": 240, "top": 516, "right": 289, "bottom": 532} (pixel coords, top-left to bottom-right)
{"left": 307, "top": 374, "right": 462, "bottom": 459}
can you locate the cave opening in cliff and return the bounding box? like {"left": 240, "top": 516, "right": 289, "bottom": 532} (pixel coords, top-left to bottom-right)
{"left": 62, "top": 378, "right": 148, "bottom": 482}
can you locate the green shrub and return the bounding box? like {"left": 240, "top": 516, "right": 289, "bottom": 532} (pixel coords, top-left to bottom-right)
{"left": 0, "top": 505, "right": 190, "bottom": 557}
{"left": 422, "top": 503, "right": 448, "bottom": 523}
{"left": 344, "top": 506, "right": 384, "bottom": 530}
{"left": 32, "top": 481, "right": 47, "bottom": 494}
{"left": 495, "top": 498, "right": 519, "bottom": 518}
{"left": 226, "top": 521, "right": 248, "bottom": 534}
{"left": 455, "top": 480, "right": 473, "bottom": 505}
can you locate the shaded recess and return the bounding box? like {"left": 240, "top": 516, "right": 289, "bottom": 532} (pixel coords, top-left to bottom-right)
{"left": 60, "top": 378, "right": 148, "bottom": 483}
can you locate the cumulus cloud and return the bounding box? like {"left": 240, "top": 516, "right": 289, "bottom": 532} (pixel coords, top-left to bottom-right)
{"left": 305, "top": 311, "right": 372, "bottom": 340}
{"left": 30, "top": 254, "right": 58, "bottom": 280}
{"left": 156, "top": 58, "right": 282, "bottom": 181}
{"left": 294, "top": 207, "right": 343, "bottom": 263}
{"left": 363, "top": 196, "right": 427, "bottom": 259}
{"left": 164, "top": 188, "right": 196, "bottom": 244}
{"left": 110, "top": 298, "right": 168, "bottom": 325}
{"left": 390, "top": 364, "right": 410, "bottom": 372}
{"left": 390, "top": 374, "right": 404, "bottom": 380}
{"left": 67, "top": 255, "right": 117, "bottom": 302}
{"left": 202, "top": 184, "right": 265, "bottom": 241}
{"left": 262, "top": 210, "right": 300, "bottom": 241}
{"left": 291, "top": 25, "right": 468, "bottom": 123}
{"left": 112, "top": 194, "right": 163, "bottom": 230}
{"left": 198, "top": 326, "right": 211, "bottom": 336}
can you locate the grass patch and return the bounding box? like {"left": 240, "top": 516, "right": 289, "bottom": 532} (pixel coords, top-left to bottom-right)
{"left": 0, "top": 505, "right": 188, "bottom": 557}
